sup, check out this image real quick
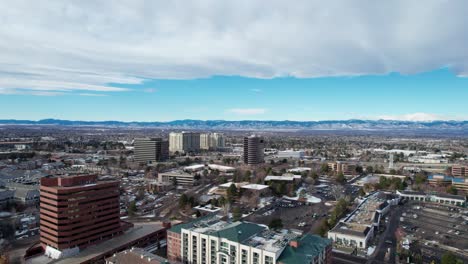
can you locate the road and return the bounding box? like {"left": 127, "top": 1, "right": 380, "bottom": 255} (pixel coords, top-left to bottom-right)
{"left": 332, "top": 252, "right": 367, "bottom": 264}
{"left": 368, "top": 206, "right": 402, "bottom": 264}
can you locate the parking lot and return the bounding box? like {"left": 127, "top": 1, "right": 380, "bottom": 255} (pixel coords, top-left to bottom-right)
{"left": 400, "top": 201, "right": 468, "bottom": 262}
{"left": 245, "top": 197, "right": 331, "bottom": 234}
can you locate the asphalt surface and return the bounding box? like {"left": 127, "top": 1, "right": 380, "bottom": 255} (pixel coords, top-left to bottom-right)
{"left": 332, "top": 252, "right": 367, "bottom": 264}
{"left": 368, "top": 206, "right": 402, "bottom": 264}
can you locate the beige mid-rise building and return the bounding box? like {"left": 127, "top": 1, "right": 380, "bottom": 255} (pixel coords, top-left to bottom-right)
{"left": 200, "top": 133, "right": 225, "bottom": 150}
{"left": 169, "top": 132, "right": 200, "bottom": 153}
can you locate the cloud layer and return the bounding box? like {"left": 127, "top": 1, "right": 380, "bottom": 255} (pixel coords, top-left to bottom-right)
{"left": 377, "top": 113, "right": 465, "bottom": 122}
{"left": 1, "top": 0, "right": 468, "bottom": 95}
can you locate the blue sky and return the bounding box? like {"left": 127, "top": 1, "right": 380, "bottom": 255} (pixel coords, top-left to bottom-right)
{"left": 1, "top": 1, "right": 468, "bottom": 121}
{"left": 1, "top": 69, "right": 467, "bottom": 121}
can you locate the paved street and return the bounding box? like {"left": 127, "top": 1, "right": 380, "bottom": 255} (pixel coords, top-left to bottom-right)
{"left": 368, "top": 206, "right": 402, "bottom": 264}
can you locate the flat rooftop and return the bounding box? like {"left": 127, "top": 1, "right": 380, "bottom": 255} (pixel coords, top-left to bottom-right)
{"left": 244, "top": 229, "right": 300, "bottom": 254}
{"left": 330, "top": 192, "right": 388, "bottom": 236}
{"left": 27, "top": 222, "right": 165, "bottom": 264}
{"left": 264, "top": 175, "right": 301, "bottom": 181}
{"left": 177, "top": 215, "right": 299, "bottom": 255}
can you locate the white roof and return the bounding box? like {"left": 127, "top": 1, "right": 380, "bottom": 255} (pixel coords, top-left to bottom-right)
{"left": 264, "top": 175, "right": 301, "bottom": 181}
{"left": 207, "top": 164, "right": 235, "bottom": 171}
{"left": 287, "top": 167, "right": 311, "bottom": 172}
{"left": 184, "top": 164, "right": 206, "bottom": 171}
{"left": 218, "top": 182, "right": 249, "bottom": 188}
{"left": 241, "top": 184, "right": 269, "bottom": 190}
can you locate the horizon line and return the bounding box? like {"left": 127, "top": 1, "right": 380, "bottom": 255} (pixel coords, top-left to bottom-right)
{"left": 0, "top": 118, "right": 467, "bottom": 123}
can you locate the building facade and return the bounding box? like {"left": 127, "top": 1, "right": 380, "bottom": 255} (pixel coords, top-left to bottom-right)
{"left": 169, "top": 132, "right": 201, "bottom": 153}
{"left": 452, "top": 177, "right": 468, "bottom": 192}
{"left": 168, "top": 215, "right": 331, "bottom": 264}
{"left": 40, "top": 174, "right": 123, "bottom": 258}
{"left": 328, "top": 192, "right": 398, "bottom": 249}
{"left": 396, "top": 190, "right": 466, "bottom": 207}
{"left": 328, "top": 162, "right": 356, "bottom": 175}
{"left": 452, "top": 165, "right": 467, "bottom": 177}
{"left": 134, "top": 138, "right": 169, "bottom": 163}
{"left": 200, "top": 133, "right": 225, "bottom": 150}
{"left": 243, "top": 135, "right": 265, "bottom": 165}
{"left": 158, "top": 170, "right": 196, "bottom": 187}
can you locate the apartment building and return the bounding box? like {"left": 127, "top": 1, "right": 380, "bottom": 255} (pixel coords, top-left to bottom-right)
{"left": 169, "top": 132, "right": 201, "bottom": 153}
{"left": 40, "top": 174, "right": 123, "bottom": 258}
{"left": 200, "top": 133, "right": 225, "bottom": 150}
{"left": 452, "top": 165, "right": 467, "bottom": 177}
{"left": 243, "top": 135, "right": 265, "bottom": 165}
{"left": 167, "top": 215, "right": 332, "bottom": 264}
{"left": 134, "top": 138, "right": 169, "bottom": 163}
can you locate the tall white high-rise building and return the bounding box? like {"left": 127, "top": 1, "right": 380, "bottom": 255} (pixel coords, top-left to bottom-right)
{"left": 169, "top": 132, "right": 200, "bottom": 153}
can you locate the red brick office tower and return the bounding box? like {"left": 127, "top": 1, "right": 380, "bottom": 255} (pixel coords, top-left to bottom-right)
{"left": 40, "top": 174, "right": 123, "bottom": 252}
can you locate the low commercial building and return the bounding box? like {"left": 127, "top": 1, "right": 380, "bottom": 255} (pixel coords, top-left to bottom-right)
{"left": 30, "top": 222, "right": 169, "bottom": 264}
{"left": 452, "top": 177, "right": 468, "bottom": 192}
{"left": 207, "top": 164, "right": 236, "bottom": 173}
{"left": 167, "top": 215, "right": 331, "bottom": 264}
{"left": 264, "top": 174, "right": 301, "bottom": 183}
{"left": 427, "top": 174, "right": 452, "bottom": 186}
{"left": 287, "top": 167, "right": 311, "bottom": 174}
{"left": 158, "top": 170, "right": 196, "bottom": 187}
{"left": 396, "top": 190, "right": 466, "bottom": 207}
{"left": 183, "top": 164, "right": 206, "bottom": 173}
{"left": 277, "top": 150, "right": 304, "bottom": 159}
{"left": 240, "top": 184, "right": 270, "bottom": 193}
{"left": 184, "top": 164, "right": 236, "bottom": 174}
{"left": 209, "top": 182, "right": 250, "bottom": 196}
{"left": 328, "top": 192, "right": 398, "bottom": 249}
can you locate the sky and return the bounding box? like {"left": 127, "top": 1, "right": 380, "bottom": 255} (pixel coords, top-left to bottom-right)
{"left": 0, "top": 1, "right": 467, "bottom": 122}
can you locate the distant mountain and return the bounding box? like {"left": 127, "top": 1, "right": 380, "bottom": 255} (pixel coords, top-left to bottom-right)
{"left": 0, "top": 118, "right": 467, "bottom": 131}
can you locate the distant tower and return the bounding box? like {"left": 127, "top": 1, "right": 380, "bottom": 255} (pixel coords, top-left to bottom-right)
{"left": 243, "top": 135, "right": 265, "bottom": 165}
{"left": 389, "top": 153, "right": 394, "bottom": 169}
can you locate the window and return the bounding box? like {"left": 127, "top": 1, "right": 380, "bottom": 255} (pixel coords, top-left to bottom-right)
{"left": 241, "top": 249, "right": 248, "bottom": 264}
{"left": 265, "top": 256, "right": 274, "bottom": 264}
{"left": 220, "top": 242, "right": 228, "bottom": 253}
{"left": 253, "top": 252, "right": 259, "bottom": 264}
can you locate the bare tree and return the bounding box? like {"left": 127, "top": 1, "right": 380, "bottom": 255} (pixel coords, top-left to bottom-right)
{"left": 330, "top": 185, "right": 345, "bottom": 201}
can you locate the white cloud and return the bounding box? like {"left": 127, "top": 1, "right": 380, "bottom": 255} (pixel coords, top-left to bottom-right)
{"left": 227, "top": 108, "right": 267, "bottom": 115}
{"left": 1, "top": 1, "right": 468, "bottom": 94}
{"left": 377, "top": 113, "right": 464, "bottom": 121}
{"left": 251, "top": 89, "right": 262, "bottom": 93}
